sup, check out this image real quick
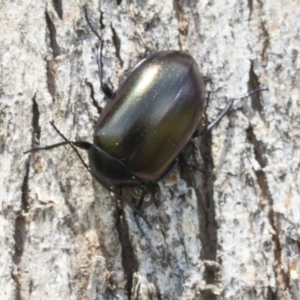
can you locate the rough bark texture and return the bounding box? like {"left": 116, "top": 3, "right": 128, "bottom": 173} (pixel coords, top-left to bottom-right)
{"left": 0, "top": 0, "right": 299, "bottom": 299}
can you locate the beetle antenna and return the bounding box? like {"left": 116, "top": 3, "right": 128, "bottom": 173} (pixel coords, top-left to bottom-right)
{"left": 24, "top": 139, "right": 93, "bottom": 155}
{"left": 24, "top": 121, "right": 151, "bottom": 231}
{"left": 23, "top": 141, "right": 71, "bottom": 154}
{"left": 23, "top": 122, "right": 92, "bottom": 177}
{"left": 49, "top": 121, "right": 91, "bottom": 172}
{"left": 194, "top": 86, "right": 268, "bottom": 136}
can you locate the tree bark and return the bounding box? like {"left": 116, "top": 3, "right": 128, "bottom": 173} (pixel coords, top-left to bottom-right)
{"left": 0, "top": 0, "right": 298, "bottom": 299}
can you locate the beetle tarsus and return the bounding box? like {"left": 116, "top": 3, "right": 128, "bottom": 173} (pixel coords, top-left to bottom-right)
{"left": 95, "top": 44, "right": 114, "bottom": 99}
{"left": 134, "top": 209, "right": 152, "bottom": 231}
{"left": 134, "top": 213, "right": 146, "bottom": 236}
{"left": 133, "top": 207, "right": 153, "bottom": 234}
{"left": 232, "top": 86, "right": 268, "bottom": 100}
{"left": 83, "top": 5, "right": 114, "bottom": 99}
{"left": 83, "top": 5, "right": 102, "bottom": 41}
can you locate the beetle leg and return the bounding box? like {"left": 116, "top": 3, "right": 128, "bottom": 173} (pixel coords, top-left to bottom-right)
{"left": 154, "top": 160, "right": 179, "bottom": 183}
{"left": 83, "top": 5, "right": 114, "bottom": 99}
{"left": 107, "top": 187, "right": 152, "bottom": 232}
{"left": 193, "top": 99, "right": 234, "bottom": 137}
{"left": 96, "top": 44, "right": 114, "bottom": 99}
{"left": 135, "top": 185, "right": 147, "bottom": 210}
{"left": 193, "top": 86, "right": 268, "bottom": 137}
{"left": 131, "top": 205, "right": 152, "bottom": 232}
{"left": 128, "top": 186, "right": 148, "bottom": 233}
{"left": 133, "top": 185, "right": 152, "bottom": 234}
{"left": 180, "top": 163, "right": 208, "bottom": 175}
{"left": 134, "top": 215, "right": 146, "bottom": 236}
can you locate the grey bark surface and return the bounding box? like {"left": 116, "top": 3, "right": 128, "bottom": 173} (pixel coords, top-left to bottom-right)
{"left": 0, "top": 0, "right": 299, "bottom": 299}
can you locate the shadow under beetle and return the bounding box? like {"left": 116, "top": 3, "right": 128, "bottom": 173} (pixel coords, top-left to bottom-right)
{"left": 24, "top": 6, "right": 267, "bottom": 231}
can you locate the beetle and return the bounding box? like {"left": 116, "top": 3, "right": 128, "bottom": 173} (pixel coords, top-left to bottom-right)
{"left": 24, "top": 6, "right": 267, "bottom": 229}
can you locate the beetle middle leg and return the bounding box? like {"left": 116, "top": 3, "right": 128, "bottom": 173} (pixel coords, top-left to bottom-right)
{"left": 112, "top": 186, "right": 152, "bottom": 235}
{"left": 83, "top": 5, "right": 114, "bottom": 99}
{"left": 132, "top": 185, "right": 150, "bottom": 235}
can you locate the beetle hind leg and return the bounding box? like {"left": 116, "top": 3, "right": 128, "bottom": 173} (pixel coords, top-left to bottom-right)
{"left": 83, "top": 5, "right": 114, "bottom": 99}
{"left": 95, "top": 42, "right": 114, "bottom": 99}
{"left": 193, "top": 87, "right": 268, "bottom": 137}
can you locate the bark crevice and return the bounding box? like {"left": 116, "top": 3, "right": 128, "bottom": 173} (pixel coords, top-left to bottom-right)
{"left": 111, "top": 24, "right": 124, "bottom": 68}
{"left": 12, "top": 158, "right": 30, "bottom": 300}
{"left": 46, "top": 11, "right": 60, "bottom": 58}
{"left": 53, "top": 0, "right": 63, "bottom": 20}
{"left": 85, "top": 80, "right": 103, "bottom": 115}
{"left": 247, "top": 126, "right": 291, "bottom": 294}
{"left": 45, "top": 11, "right": 59, "bottom": 101}
{"left": 31, "top": 94, "right": 41, "bottom": 148}
{"left": 115, "top": 199, "right": 138, "bottom": 300}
